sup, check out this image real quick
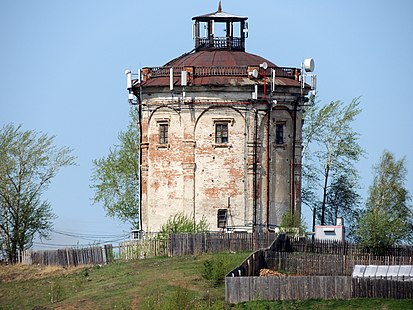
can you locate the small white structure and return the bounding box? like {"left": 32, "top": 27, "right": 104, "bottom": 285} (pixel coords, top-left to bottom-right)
{"left": 130, "top": 229, "right": 142, "bottom": 240}
{"left": 314, "top": 225, "right": 345, "bottom": 242}
{"left": 352, "top": 264, "right": 413, "bottom": 280}
{"left": 314, "top": 218, "right": 345, "bottom": 242}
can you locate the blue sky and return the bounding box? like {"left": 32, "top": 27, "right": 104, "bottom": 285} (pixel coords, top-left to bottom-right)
{"left": 1, "top": 1, "right": 412, "bottom": 247}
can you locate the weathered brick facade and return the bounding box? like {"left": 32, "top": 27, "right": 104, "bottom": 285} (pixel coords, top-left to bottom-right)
{"left": 130, "top": 5, "right": 309, "bottom": 232}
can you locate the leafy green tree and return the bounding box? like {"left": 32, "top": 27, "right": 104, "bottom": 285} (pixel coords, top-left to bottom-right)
{"left": 0, "top": 124, "right": 75, "bottom": 263}
{"left": 326, "top": 174, "right": 361, "bottom": 240}
{"left": 91, "top": 110, "right": 140, "bottom": 229}
{"left": 356, "top": 151, "right": 412, "bottom": 252}
{"left": 279, "top": 212, "right": 307, "bottom": 237}
{"left": 302, "top": 98, "right": 364, "bottom": 226}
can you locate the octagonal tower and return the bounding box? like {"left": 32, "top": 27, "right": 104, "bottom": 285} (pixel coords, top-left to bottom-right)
{"left": 129, "top": 4, "right": 310, "bottom": 232}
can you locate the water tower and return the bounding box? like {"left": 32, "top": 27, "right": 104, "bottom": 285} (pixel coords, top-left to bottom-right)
{"left": 127, "top": 3, "right": 313, "bottom": 232}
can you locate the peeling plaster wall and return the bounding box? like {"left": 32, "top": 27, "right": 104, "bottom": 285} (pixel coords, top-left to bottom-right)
{"left": 260, "top": 108, "right": 297, "bottom": 227}
{"left": 194, "top": 106, "right": 247, "bottom": 229}
{"left": 139, "top": 91, "right": 303, "bottom": 232}
{"left": 144, "top": 107, "right": 185, "bottom": 231}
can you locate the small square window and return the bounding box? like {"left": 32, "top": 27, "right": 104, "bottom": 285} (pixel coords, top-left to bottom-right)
{"left": 217, "top": 209, "right": 228, "bottom": 228}
{"left": 159, "top": 123, "right": 169, "bottom": 144}
{"left": 215, "top": 123, "right": 228, "bottom": 144}
{"left": 275, "top": 123, "right": 284, "bottom": 145}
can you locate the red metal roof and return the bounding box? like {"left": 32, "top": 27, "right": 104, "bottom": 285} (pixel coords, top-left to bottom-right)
{"left": 166, "top": 50, "right": 276, "bottom": 68}
{"left": 138, "top": 50, "right": 302, "bottom": 88}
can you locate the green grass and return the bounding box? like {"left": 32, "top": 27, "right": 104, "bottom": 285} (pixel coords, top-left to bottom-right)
{"left": 0, "top": 252, "right": 412, "bottom": 309}
{"left": 0, "top": 252, "right": 246, "bottom": 309}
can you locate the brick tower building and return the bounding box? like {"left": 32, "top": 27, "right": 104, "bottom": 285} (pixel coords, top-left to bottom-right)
{"left": 128, "top": 4, "right": 311, "bottom": 232}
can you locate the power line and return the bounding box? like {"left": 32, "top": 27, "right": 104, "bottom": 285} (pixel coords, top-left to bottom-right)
{"left": 30, "top": 229, "right": 130, "bottom": 249}
{"left": 52, "top": 229, "right": 129, "bottom": 239}
{"left": 33, "top": 242, "right": 88, "bottom": 248}
{"left": 33, "top": 235, "right": 129, "bottom": 249}
{"left": 51, "top": 230, "right": 129, "bottom": 241}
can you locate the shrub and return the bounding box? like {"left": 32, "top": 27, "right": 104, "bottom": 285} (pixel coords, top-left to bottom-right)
{"left": 157, "top": 212, "right": 208, "bottom": 241}
{"left": 279, "top": 212, "right": 307, "bottom": 237}
{"left": 49, "top": 280, "right": 65, "bottom": 304}
{"left": 202, "top": 253, "right": 237, "bottom": 287}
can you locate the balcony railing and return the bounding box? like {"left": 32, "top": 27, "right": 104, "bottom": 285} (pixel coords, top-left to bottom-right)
{"left": 195, "top": 37, "right": 244, "bottom": 50}
{"left": 142, "top": 65, "right": 300, "bottom": 81}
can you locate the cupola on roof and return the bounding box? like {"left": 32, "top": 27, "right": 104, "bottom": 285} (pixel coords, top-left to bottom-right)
{"left": 137, "top": 3, "right": 302, "bottom": 89}
{"left": 192, "top": 2, "right": 248, "bottom": 51}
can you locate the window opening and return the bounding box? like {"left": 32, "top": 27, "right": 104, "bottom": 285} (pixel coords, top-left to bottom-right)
{"left": 275, "top": 123, "right": 284, "bottom": 145}
{"left": 215, "top": 123, "right": 228, "bottom": 144}
{"left": 159, "top": 123, "right": 169, "bottom": 144}
{"left": 217, "top": 209, "right": 228, "bottom": 228}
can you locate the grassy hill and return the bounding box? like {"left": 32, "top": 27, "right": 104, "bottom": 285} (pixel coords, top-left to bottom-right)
{"left": 0, "top": 252, "right": 412, "bottom": 309}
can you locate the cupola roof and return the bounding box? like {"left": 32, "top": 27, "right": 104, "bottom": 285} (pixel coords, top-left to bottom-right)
{"left": 192, "top": 2, "right": 247, "bottom": 21}
{"left": 136, "top": 4, "right": 302, "bottom": 89}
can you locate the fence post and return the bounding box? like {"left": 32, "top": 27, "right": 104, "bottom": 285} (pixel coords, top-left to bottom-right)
{"left": 104, "top": 244, "right": 114, "bottom": 264}
{"left": 66, "top": 248, "right": 70, "bottom": 268}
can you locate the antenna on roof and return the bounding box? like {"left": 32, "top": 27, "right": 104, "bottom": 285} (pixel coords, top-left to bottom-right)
{"left": 125, "top": 69, "right": 136, "bottom": 105}
{"left": 218, "top": 1, "right": 222, "bottom": 12}
{"left": 125, "top": 69, "right": 132, "bottom": 89}
{"left": 300, "top": 58, "right": 317, "bottom": 105}
{"left": 170, "top": 68, "right": 174, "bottom": 91}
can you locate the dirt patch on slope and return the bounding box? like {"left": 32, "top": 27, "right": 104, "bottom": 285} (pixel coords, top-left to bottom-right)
{"left": 0, "top": 264, "right": 89, "bottom": 283}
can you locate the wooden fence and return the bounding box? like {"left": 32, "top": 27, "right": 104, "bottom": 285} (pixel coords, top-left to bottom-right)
{"left": 352, "top": 277, "right": 413, "bottom": 299}
{"left": 289, "top": 237, "right": 413, "bottom": 257}
{"left": 267, "top": 239, "right": 413, "bottom": 277}
{"left": 225, "top": 276, "right": 413, "bottom": 304}
{"left": 265, "top": 252, "right": 413, "bottom": 276}
{"left": 168, "top": 232, "right": 277, "bottom": 256}
{"left": 226, "top": 276, "right": 352, "bottom": 303}
{"left": 114, "top": 238, "right": 167, "bottom": 260}
{"left": 166, "top": 234, "right": 413, "bottom": 263}
{"left": 22, "top": 233, "right": 413, "bottom": 269}
{"left": 21, "top": 232, "right": 278, "bottom": 267}
{"left": 227, "top": 249, "right": 266, "bottom": 277}
{"left": 115, "top": 232, "right": 277, "bottom": 259}
{"left": 225, "top": 235, "right": 413, "bottom": 303}
{"left": 23, "top": 246, "right": 111, "bottom": 267}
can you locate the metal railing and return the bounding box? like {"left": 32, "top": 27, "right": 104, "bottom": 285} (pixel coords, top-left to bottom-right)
{"left": 196, "top": 37, "right": 243, "bottom": 50}
{"left": 143, "top": 65, "right": 300, "bottom": 80}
